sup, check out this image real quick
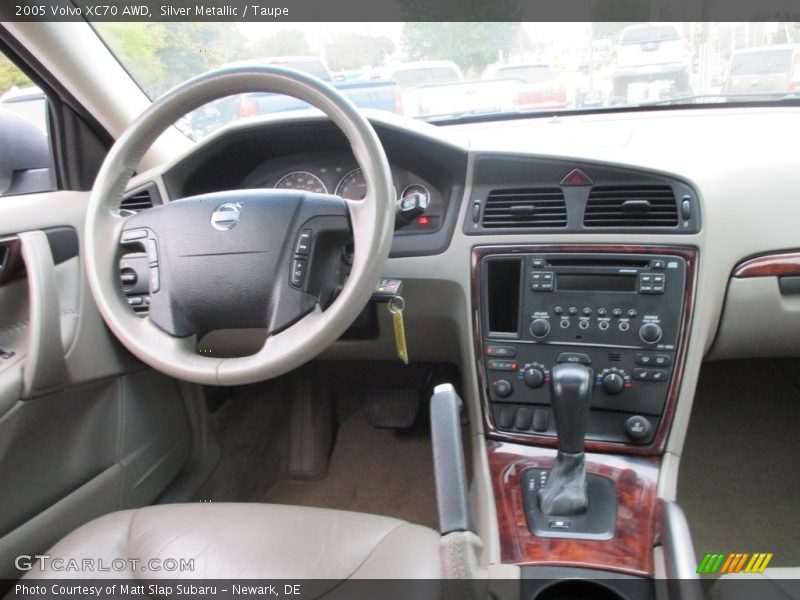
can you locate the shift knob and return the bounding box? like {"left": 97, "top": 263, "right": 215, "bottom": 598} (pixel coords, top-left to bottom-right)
{"left": 550, "top": 363, "right": 593, "bottom": 455}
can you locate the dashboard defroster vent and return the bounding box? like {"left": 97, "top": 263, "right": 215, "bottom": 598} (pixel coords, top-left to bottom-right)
{"left": 584, "top": 185, "right": 678, "bottom": 228}
{"left": 120, "top": 182, "right": 161, "bottom": 213}
{"left": 481, "top": 188, "right": 567, "bottom": 229}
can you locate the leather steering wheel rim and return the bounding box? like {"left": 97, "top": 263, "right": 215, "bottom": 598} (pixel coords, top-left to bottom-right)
{"left": 84, "top": 66, "right": 395, "bottom": 385}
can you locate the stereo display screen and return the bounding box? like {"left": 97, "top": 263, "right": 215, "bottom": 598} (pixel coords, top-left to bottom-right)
{"left": 556, "top": 273, "right": 637, "bottom": 293}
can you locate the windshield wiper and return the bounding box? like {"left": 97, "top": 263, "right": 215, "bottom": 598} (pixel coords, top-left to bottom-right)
{"left": 638, "top": 91, "right": 800, "bottom": 106}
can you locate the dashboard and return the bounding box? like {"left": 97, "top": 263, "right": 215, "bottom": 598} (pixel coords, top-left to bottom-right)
{"left": 123, "top": 107, "right": 800, "bottom": 457}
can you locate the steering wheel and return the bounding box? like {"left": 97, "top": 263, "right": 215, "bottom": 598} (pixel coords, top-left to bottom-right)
{"left": 84, "top": 66, "right": 395, "bottom": 385}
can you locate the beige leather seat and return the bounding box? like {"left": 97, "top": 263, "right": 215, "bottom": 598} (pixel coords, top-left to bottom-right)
{"left": 24, "top": 503, "right": 441, "bottom": 580}
{"left": 711, "top": 569, "right": 800, "bottom": 600}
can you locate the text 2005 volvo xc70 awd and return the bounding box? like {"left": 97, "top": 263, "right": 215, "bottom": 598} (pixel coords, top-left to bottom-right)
{"left": 0, "top": 14, "right": 799, "bottom": 600}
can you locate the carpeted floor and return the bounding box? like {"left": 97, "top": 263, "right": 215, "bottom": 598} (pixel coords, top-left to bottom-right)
{"left": 264, "top": 407, "right": 440, "bottom": 529}
{"left": 196, "top": 362, "right": 465, "bottom": 530}
{"left": 678, "top": 359, "right": 800, "bottom": 569}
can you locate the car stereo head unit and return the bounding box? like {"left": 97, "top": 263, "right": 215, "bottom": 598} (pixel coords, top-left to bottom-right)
{"left": 479, "top": 250, "right": 691, "bottom": 449}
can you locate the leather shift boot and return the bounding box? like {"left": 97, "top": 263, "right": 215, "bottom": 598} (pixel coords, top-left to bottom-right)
{"left": 538, "top": 451, "right": 588, "bottom": 516}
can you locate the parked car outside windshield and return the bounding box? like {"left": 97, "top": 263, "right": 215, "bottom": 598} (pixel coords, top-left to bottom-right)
{"left": 91, "top": 22, "right": 800, "bottom": 139}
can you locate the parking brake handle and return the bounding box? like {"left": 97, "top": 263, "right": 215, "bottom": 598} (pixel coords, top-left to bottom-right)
{"left": 430, "top": 383, "right": 474, "bottom": 534}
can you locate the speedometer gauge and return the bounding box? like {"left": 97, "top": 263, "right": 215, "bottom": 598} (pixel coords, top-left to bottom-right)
{"left": 335, "top": 168, "right": 367, "bottom": 200}
{"left": 274, "top": 171, "right": 328, "bottom": 194}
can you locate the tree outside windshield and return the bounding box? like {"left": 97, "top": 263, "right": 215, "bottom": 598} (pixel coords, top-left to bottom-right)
{"left": 92, "top": 22, "right": 800, "bottom": 140}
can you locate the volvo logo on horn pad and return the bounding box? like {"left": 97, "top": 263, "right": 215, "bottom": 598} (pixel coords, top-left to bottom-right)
{"left": 211, "top": 202, "right": 242, "bottom": 231}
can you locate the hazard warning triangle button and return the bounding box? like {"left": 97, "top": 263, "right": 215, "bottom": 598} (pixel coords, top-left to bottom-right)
{"left": 560, "top": 169, "right": 594, "bottom": 186}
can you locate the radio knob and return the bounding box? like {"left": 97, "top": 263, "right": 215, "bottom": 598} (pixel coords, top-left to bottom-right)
{"left": 602, "top": 372, "right": 625, "bottom": 395}
{"left": 530, "top": 318, "right": 550, "bottom": 338}
{"left": 524, "top": 367, "right": 545, "bottom": 388}
{"left": 639, "top": 322, "right": 663, "bottom": 345}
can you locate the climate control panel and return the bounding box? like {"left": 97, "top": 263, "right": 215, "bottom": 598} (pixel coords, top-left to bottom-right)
{"left": 480, "top": 250, "right": 689, "bottom": 446}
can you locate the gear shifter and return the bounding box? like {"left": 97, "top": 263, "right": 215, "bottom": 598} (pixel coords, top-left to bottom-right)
{"left": 538, "top": 362, "right": 592, "bottom": 516}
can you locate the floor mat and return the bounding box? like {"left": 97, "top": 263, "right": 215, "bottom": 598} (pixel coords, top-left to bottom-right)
{"left": 678, "top": 360, "right": 800, "bottom": 569}
{"left": 264, "top": 408, "right": 440, "bottom": 529}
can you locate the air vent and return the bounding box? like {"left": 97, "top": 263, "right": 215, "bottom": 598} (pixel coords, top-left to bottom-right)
{"left": 120, "top": 182, "right": 160, "bottom": 213}
{"left": 481, "top": 188, "right": 567, "bottom": 229}
{"left": 584, "top": 185, "right": 678, "bottom": 228}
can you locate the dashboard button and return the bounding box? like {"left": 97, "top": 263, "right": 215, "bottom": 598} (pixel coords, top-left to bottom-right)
{"left": 612, "top": 308, "right": 623, "bottom": 317}
{"left": 568, "top": 307, "right": 578, "bottom": 315}
{"left": 635, "top": 353, "right": 653, "bottom": 365}
{"left": 625, "top": 416, "right": 653, "bottom": 441}
{"left": 557, "top": 352, "right": 591, "bottom": 365}
{"left": 498, "top": 406, "right": 516, "bottom": 428}
{"left": 597, "top": 308, "right": 608, "bottom": 316}
{"left": 653, "top": 354, "right": 672, "bottom": 366}
{"left": 515, "top": 408, "right": 533, "bottom": 430}
{"left": 486, "top": 345, "right": 516, "bottom": 358}
{"left": 553, "top": 306, "right": 564, "bottom": 315}
{"left": 598, "top": 320, "right": 610, "bottom": 331}
{"left": 652, "top": 260, "right": 665, "bottom": 269}
{"left": 487, "top": 359, "right": 518, "bottom": 371}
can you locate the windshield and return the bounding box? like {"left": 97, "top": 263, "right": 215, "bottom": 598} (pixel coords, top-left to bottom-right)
{"left": 92, "top": 22, "right": 800, "bottom": 139}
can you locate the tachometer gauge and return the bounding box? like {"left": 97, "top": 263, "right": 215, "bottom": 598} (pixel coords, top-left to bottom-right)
{"left": 400, "top": 184, "right": 430, "bottom": 205}
{"left": 335, "top": 168, "right": 367, "bottom": 200}
{"left": 274, "top": 171, "right": 328, "bottom": 193}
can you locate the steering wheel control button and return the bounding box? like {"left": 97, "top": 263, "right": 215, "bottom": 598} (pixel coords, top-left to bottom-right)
{"left": 557, "top": 352, "right": 591, "bottom": 365}
{"left": 295, "top": 229, "right": 313, "bottom": 255}
{"left": 530, "top": 318, "right": 550, "bottom": 338}
{"left": 291, "top": 259, "right": 307, "bottom": 288}
{"left": 149, "top": 267, "right": 160, "bottom": 293}
{"left": 492, "top": 379, "right": 513, "bottom": 398}
{"left": 121, "top": 229, "right": 147, "bottom": 242}
{"left": 487, "top": 359, "right": 518, "bottom": 371}
{"left": 625, "top": 416, "right": 653, "bottom": 441}
{"left": 486, "top": 345, "right": 516, "bottom": 358}
{"left": 146, "top": 239, "right": 159, "bottom": 265}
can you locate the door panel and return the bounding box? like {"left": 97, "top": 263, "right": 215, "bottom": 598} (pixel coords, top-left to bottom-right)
{"left": 0, "top": 191, "right": 195, "bottom": 579}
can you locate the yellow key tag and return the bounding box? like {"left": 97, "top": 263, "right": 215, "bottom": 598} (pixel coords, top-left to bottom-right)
{"left": 388, "top": 296, "right": 409, "bottom": 365}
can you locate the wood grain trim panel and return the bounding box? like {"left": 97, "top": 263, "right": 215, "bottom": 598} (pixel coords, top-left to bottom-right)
{"left": 0, "top": 236, "right": 24, "bottom": 285}
{"left": 471, "top": 244, "right": 697, "bottom": 456}
{"left": 489, "top": 441, "right": 660, "bottom": 576}
{"left": 733, "top": 251, "right": 800, "bottom": 278}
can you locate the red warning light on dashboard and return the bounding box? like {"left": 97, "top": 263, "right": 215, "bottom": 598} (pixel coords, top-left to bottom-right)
{"left": 417, "top": 216, "right": 430, "bottom": 225}
{"left": 560, "top": 169, "right": 594, "bottom": 186}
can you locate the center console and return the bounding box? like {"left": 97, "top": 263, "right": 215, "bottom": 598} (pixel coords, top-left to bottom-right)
{"left": 474, "top": 245, "right": 696, "bottom": 454}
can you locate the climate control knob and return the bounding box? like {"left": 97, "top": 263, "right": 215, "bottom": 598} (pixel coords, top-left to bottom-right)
{"left": 492, "top": 379, "right": 513, "bottom": 398}
{"left": 524, "top": 367, "right": 546, "bottom": 388}
{"left": 530, "top": 318, "right": 550, "bottom": 339}
{"left": 602, "top": 372, "right": 625, "bottom": 395}
{"left": 639, "top": 322, "right": 663, "bottom": 345}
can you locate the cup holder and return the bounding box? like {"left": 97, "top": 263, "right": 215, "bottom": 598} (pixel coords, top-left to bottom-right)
{"left": 534, "top": 580, "right": 626, "bottom": 600}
